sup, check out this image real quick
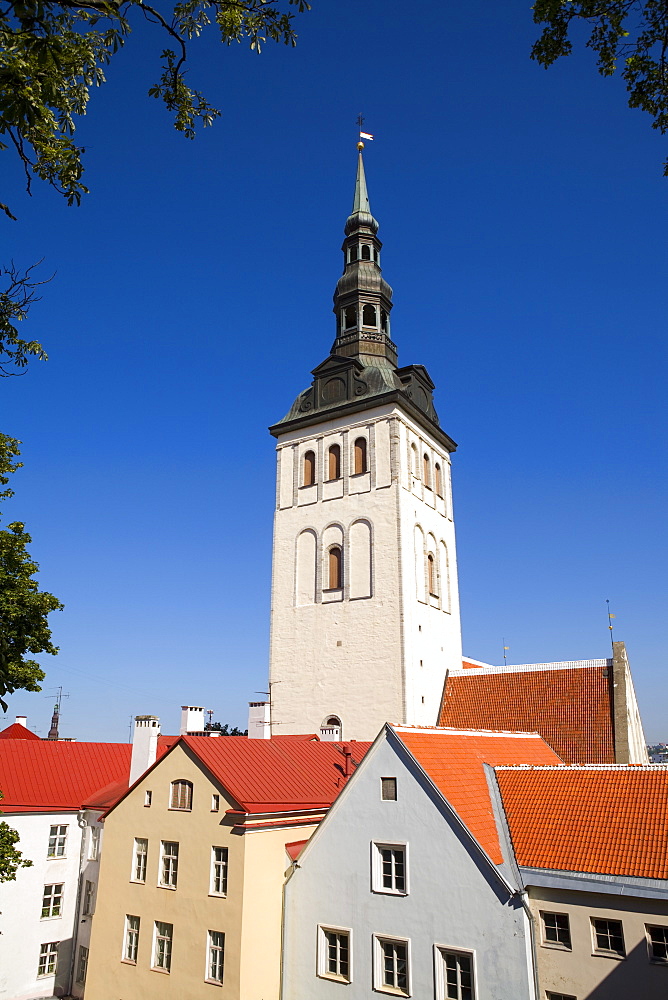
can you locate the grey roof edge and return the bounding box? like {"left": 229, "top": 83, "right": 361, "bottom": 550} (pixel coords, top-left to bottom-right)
{"left": 483, "top": 762, "right": 525, "bottom": 889}
{"left": 269, "top": 388, "right": 458, "bottom": 451}
{"left": 519, "top": 866, "right": 668, "bottom": 899}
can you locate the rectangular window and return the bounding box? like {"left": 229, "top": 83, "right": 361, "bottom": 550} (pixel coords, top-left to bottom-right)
{"left": 47, "top": 825, "right": 67, "bottom": 858}
{"left": 76, "top": 945, "right": 89, "bottom": 984}
{"left": 170, "top": 780, "right": 193, "bottom": 810}
{"left": 207, "top": 930, "right": 225, "bottom": 984}
{"left": 546, "top": 994, "right": 577, "bottom": 1000}
{"left": 160, "top": 841, "right": 179, "bottom": 888}
{"left": 317, "top": 925, "right": 351, "bottom": 983}
{"left": 541, "top": 911, "right": 572, "bottom": 949}
{"left": 37, "top": 942, "right": 59, "bottom": 977}
{"left": 436, "top": 948, "right": 475, "bottom": 1000}
{"left": 83, "top": 879, "right": 95, "bottom": 916}
{"left": 211, "top": 794, "right": 220, "bottom": 812}
{"left": 144, "top": 790, "right": 152, "bottom": 807}
{"left": 372, "top": 842, "right": 408, "bottom": 895}
{"left": 381, "top": 778, "right": 397, "bottom": 801}
{"left": 374, "top": 936, "right": 410, "bottom": 996}
{"left": 124, "top": 915, "right": 140, "bottom": 963}
{"left": 153, "top": 921, "right": 173, "bottom": 972}
{"left": 89, "top": 826, "right": 100, "bottom": 860}
{"left": 41, "top": 883, "right": 63, "bottom": 919}
{"left": 211, "top": 846, "right": 228, "bottom": 896}
{"left": 591, "top": 917, "right": 625, "bottom": 956}
{"left": 647, "top": 925, "right": 668, "bottom": 962}
{"left": 132, "top": 838, "right": 148, "bottom": 883}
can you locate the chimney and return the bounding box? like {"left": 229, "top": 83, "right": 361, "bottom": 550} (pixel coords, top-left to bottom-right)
{"left": 15, "top": 715, "right": 27, "bottom": 728}
{"left": 180, "top": 705, "right": 206, "bottom": 735}
{"left": 130, "top": 715, "right": 161, "bottom": 786}
{"left": 248, "top": 701, "right": 270, "bottom": 739}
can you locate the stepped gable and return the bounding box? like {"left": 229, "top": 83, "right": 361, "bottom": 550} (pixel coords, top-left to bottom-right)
{"left": 496, "top": 765, "right": 668, "bottom": 879}
{"left": 439, "top": 658, "right": 615, "bottom": 764}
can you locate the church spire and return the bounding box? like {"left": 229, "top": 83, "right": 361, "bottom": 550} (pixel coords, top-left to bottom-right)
{"left": 332, "top": 143, "right": 396, "bottom": 367}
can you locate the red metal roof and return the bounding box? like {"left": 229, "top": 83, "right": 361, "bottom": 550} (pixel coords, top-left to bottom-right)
{"left": 0, "top": 740, "right": 131, "bottom": 813}
{"left": 497, "top": 766, "right": 668, "bottom": 879}
{"left": 394, "top": 727, "right": 562, "bottom": 864}
{"left": 0, "top": 722, "right": 41, "bottom": 741}
{"left": 180, "top": 736, "right": 372, "bottom": 813}
{"left": 439, "top": 666, "right": 614, "bottom": 764}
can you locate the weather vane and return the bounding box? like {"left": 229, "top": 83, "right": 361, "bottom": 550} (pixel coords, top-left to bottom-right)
{"left": 356, "top": 113, "right": 374, "bottom": 148}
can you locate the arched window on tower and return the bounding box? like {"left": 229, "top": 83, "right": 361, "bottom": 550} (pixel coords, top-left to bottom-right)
{"left": 361, "top": 244, "right": 371, "bottom": 260}
{"left": 328, "top": 444, "right": 341, "bottom": 481}
{"left": 328, "top": 546, "right": 343, "bottom": 589}
{"left": 381, "top": 309, "right": 388, "bottom": 332}
{"left": 344, "top": 305, "right": 357, "bottom": 329}
{"left": 435, "top": 462, "right": 443, "bottom": 498}
{"left": 354, "top": 437, "right": 367, "bottom": 475}
{"left": 348, "top": 245, "right": 357, "bottom": 263}
{"left": 423, "top": 453, "right": 431, "bottom": 489}
{"left": 303, "top": 450, "right": 316, "bottom": 487}
{"left": 411, "top": 443, "right": 419, "bottom": 478}
{"left": 427, "top": 553, "right": 438, "bottom": 597}
{"left": 362, "top": 304, "right": 377, "bottom": 327}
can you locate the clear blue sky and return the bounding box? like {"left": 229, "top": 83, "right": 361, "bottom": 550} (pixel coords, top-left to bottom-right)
{"left": 2, "top": 0, "right": 667, "bottom": 742}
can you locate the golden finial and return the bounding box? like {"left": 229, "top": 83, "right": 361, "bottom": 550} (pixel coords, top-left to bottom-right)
{"left": 357, "top": 141, "right": 364, "bottom": 150}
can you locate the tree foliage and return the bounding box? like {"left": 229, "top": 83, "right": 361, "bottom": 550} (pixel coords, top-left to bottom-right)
{"left": 0, "top": 0, "right": 311, "bottom": 214}
{"left": 0, "top": 261, "right": 49, "bottom": 371}
{"left": 532, "top": 0, "right": 668, "bottom": 174}
{"left": 0, "top": 432, "right": 63, "bottom": 710}
{"left": 0, "top": 792, "right": 32, "bottom": 882}
{"left": 204, "top": 720, "right": 247, "bottom": 735}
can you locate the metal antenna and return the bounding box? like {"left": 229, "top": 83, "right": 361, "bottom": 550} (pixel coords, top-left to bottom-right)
{"left": 502, "top": 639, "right": 509, "bottom": 666}
{"left": 606, "top": 599, "right": 616, "bottom": 654}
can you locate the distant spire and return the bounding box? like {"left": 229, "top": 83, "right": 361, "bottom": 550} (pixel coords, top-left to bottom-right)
{"left": 352, "top": 144, "right": 371, "bottom": 216}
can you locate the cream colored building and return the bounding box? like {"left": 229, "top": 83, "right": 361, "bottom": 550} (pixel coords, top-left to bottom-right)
{"left": 85, "top": 733, "right": 369, "bottom": 999}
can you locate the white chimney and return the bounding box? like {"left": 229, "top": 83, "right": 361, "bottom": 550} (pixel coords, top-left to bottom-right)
{"left": 15, "top": 715, "right": 27, "bottom": 728}
{"left": 248, "top": 701, "right": 270, "bottom": 739}
{"left": 130, "top": 715, "right": 161, "bottom": 786}
{"left": 180, "top": 705, "right": 206, "bottom": 735}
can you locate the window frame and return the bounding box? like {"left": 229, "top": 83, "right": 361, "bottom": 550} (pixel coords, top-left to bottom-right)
{"left": 159, "top": 840, "right": 179, "bottom": 889}
{"left": 123, "top": 914, "right": 140, "bottom": 964}
{"left": 590, "top": 917, "right": 625, "bottom": 958}
{"left": 545, "top": 994, "right": 577, "bottom": 1000}
{"left": 381, "top": 777, "right": 397, "bottom": 801}
{"left": 76, "top": 945, "right": 89, "bottom": 984}
{"left": 303, "top": 449, "right": 316, "bottom": 487}
{"left": 41, "top": 882, "right": 64, "bottom": 919}
{"left": 353, "top": 436, "right": 368, "bottom": 476}
{"left": 37, "top": 941, "right": 59, "bottom": 977}
{"left": 82, "top": 878, "right": 95, "bottom": 916}
{"left": 169, "top": 779, "right": 193, "bottom": 811}
{"left": 47, "top": 824, "right": 67, "bottom": 859}
{"left": 434, "top": 944, "right": 476, "bottom": 1000}
{"left": 326, "top": 545, "right": 343, "bottom": 591}
{"left": 210, "top": 846, "right": 229, "bottom": 897}
{"left": 435, "top": 462, "right": 443, "bottom": 498}
{"left": 371, "top": 841, "right": 409, "bottom": 896}
{"left": 646, "top": 924, "right": 668, "bottom": 963}
{"left": 89, "top": 825, "right": 100, "bottom": 860}
{"left": 373, "top": 933, "right": 411, "bottom": 997}
{"left": 540, "top": 911, "right": 572, "bottom": 950}
{"left": 206, "top": 929, "right": 225, "bottom": 985}
{"left": 327, "top": 443, "right": 341, "bottom": 481}
{"left": 152, "top": 920, "right": 173, "bottom": 973}
{"left": 132, "top": 837, "right": 148, "bottom": 883}
{"left": 317, "top": 924, "right": 353, "bottom": 984}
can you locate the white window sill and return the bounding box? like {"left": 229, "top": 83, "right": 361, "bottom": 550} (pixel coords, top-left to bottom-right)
{"left": 208, "top": 892, "right": 227, "bottom": 899}
{"left": 591, "top": 950, "right": 626, "bottom": 961}
{"left": 318, "top": 972, "right": 351, "bottom": 984}
{"left": 121, "top": 959, "right": 137, "bottom": 966}
{"left": 205, "top": 978, "right": 224, "bottom": 987}
{"left": 151, "top": 966, "right": 171, "bottom": 974}
{"left": 541, "top": 941, "right": 572, "bottom": 951}
{"left": 158, "top": 883, "right": 177, "bottom": 890}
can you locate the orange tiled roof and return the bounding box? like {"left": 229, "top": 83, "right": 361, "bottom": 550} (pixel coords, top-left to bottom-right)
{"left": 496, "top": 766, "right": 668, "bottom": 879}
{"left": 0, "top": 722, "right": 41, "bottom": 740}
{"left": 439, "top": 665, "right": 614, "bottom": 763}
{"left": 393, "top": 727, "right": 562, "bottom": 864}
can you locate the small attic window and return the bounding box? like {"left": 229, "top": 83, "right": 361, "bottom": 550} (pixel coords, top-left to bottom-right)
{"left": 361, "top": 244, "right": 371, "bottom": 260}
{"left": 170, "top": 780, "right": 193, "bottom": 811}
{"left": 381, "top": 778, "right": 397, "bottom": 801}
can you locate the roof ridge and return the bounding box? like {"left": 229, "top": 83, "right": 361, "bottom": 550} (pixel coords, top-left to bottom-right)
{"left": 495, "top": 763, "right": 667, "bottom": 771}
{"left": 393, "top": 725, "right": 543, "bottom": 738}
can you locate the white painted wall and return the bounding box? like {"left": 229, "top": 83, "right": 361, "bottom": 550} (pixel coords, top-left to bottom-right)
{"left": 281, "top": 733, "right": 534, "bottom": 1000}
{"left": 269, "top": 402, "right": 462, "bottom": 741}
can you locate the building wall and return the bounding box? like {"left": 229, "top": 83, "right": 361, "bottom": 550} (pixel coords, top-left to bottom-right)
{"left": 269, "top": 402, "right": 462, "bottom": 741}
{"left": 529, "top": 884, "right": 668, "bottom": 999}
{"left": 85, "top": 745, "right": 246, "bottom": 1000}
{"left": 0, "top": 810, "right": 83, "bottom": 1000}
{"left": 282, "top": 736, "right": 533, "bottom": 1000}
{"left": 71, "top": 811, "right": 105, "bottom": 998}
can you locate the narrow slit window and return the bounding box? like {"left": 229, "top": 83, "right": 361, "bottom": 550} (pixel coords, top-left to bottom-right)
{"left": 428, "top": 554, "right": 438, "bottom": 596}
{"left": 328, "top": 444, "right": 341, "bottom": 481}
{"left": 362, "top": 303, "right": 377, "bottom": 327}
{"left": 411, "top": 444, "right": 419, "bottom": 477}
{"left": 381, "top": 308, "right": 388, "bottom": 331}
{"left": 354, "top": 437, "right": 367, "bottom": 475}
{"left": 328, "top": 546, "right": 343, "bottom": 589}
{"left": 435, "top": 462, "right": 443, "bottom": 497}
{"left": 423, "top": 453, "right": 431, "bottom": 488}
{"left": 303, "top": 450, "right": 316, "bottom": 487}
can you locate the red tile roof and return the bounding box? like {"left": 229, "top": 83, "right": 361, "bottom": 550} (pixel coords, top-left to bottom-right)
{"left": 182, "top": 736, "right": 372, "bottom": 813}
{"left": 439, "top": 665, "right": 614, "bottom": 764}
{"left": 496, "top": 766, "right": 668, "bottom": 879}
{"left": 0, "top": 722, "right": 41, "bottom": 740}
{"left": 0, "top": 740, "right": 132, "bottom": 813}
{"left": 393, "top": 727, "right": 562, "bottom": 864}
{"left": 285, "top": 839, "right": 308, "bottom": 861}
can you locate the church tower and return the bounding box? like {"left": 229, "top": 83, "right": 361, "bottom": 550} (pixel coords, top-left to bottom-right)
{"left": 268, "top": 146, "right": 462, "bottom": 741}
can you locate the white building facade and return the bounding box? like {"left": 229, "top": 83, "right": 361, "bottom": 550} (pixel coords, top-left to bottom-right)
{"left": 268, "top": 149, "right": 462, "bottom": 741}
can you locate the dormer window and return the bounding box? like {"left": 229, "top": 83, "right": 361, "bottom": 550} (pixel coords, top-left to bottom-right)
{"left": 354, "top": 437, "right": 367, "bottom": 475}
{"left": 328, "top": 546, "right": 343, "bottom": 589}
{"left": 363, "top": 304, "right": 377, "bottom": 327}
{"left": 303, "top": 450, "right": 316, "bottom": 487}
{"left": 344, "top": 305, "right": 357, "bottom": 329}
{"left": 328, "top": 444, "right": 341, "bottom": 481}
{"left": 361, "top": 244, "right": 371, "bottom": 260}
